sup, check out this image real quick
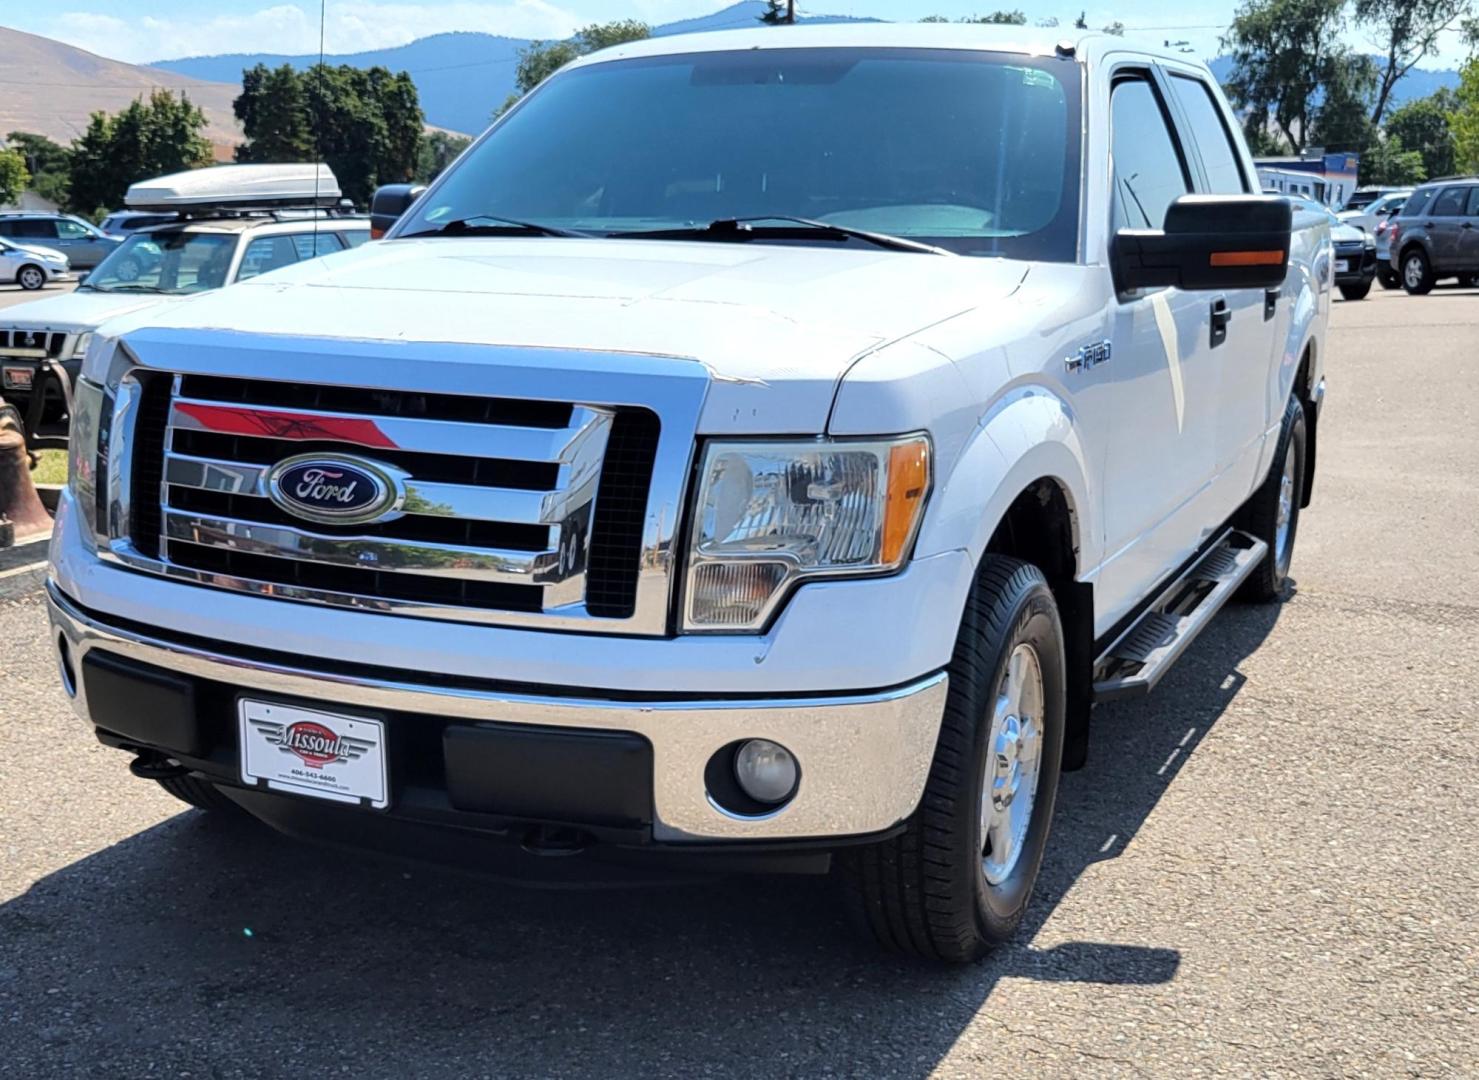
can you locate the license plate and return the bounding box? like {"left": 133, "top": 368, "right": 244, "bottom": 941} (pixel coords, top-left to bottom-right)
{"left": 1335, "top": 259, "right": 1349, "bottom": 273}
{"left": 2, "top": 365, "right": 33, "bottom": 390}
{"left": 239, "top": 700, "right": 389, "bottom": 808}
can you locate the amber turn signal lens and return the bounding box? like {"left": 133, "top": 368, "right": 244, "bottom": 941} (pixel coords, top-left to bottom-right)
{"left": 882, "top": 437, "right": 930, "bottom": 565}
{"left": 1209, "top": 250, "right": 1284, "bottom": 267}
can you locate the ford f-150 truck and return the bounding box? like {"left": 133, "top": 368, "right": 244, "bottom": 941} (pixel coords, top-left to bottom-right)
{"left": 46, "top": 26, "right": 1328, "bottom": 962}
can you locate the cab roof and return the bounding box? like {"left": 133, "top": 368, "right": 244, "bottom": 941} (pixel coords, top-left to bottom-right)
{"left": 566, "top": 23, "right": 1194, "bottom": 71}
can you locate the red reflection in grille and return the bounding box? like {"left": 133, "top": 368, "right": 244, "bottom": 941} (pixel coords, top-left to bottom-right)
{"left": 174, "top": 402, "right": 397, "bottom": 449}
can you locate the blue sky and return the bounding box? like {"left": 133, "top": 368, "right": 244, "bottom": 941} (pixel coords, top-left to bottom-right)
{"left": 5, "top": 0, "right": 1469, "bottom": 67}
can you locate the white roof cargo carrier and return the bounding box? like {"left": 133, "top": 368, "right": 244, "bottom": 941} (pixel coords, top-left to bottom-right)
{"left": 125, "top": 163, "right": 342, "bottom": 212}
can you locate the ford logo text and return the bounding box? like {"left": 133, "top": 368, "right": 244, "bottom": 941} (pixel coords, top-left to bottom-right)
{"left": 265, "top": 454, "right": 402, "bottom": 526}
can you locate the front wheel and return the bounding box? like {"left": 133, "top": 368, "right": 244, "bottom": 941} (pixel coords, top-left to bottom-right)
{"left": 1339, "top": 280, "right": 1372, "bottom": 301}
{"left": 839, "top": 557, "right": 1066, "bottom": 962}
{"left": 17, "top": 265, "right": 45, "bottom": 291}
{"left": 1401, "top": 249, "right": 1434, "bottom": 295}
{"left": 1238, "top": 394, "right": 1306, "bottom": 601}
{"left": 1377, "top": 264, "right": 1400, "bottom": 289}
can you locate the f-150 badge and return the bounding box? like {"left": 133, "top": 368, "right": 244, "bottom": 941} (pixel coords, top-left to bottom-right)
{"left": 1065, "top": 341, "right": 1112, "bottom": 372}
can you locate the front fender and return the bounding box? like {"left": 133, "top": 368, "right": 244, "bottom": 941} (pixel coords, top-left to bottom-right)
{"left": 914, "top": 385, "right": 1095, "bottom": 575}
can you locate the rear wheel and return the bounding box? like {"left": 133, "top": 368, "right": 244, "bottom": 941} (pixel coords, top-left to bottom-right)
{"left": 156, "top": 775, "right": 241, "bottom": 813}
{"left": 1238, "top": 394, "right": 1306, "bottom": 601}
{"left": 17, "top": 265, "right": 44, "bottom": 291}
{"left": 1401, "top": 249, "right": 1434, "bottom": 294}
{"left": 839, "top": 557, "right": 1066, "bottom": 962}
{"left": 1339, "top": 280, "right": 1372, "bottom": 301}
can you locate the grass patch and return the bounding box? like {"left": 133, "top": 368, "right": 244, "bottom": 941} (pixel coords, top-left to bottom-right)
{"left": 32, "top": 449, "right": 67, "bottom": 485}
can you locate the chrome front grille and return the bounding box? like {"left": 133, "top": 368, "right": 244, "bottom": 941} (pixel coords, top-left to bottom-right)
{"left": 115, "top": 371, "right": 665, "bottom": 630}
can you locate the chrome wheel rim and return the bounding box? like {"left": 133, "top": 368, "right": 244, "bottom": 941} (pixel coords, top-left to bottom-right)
{"left": 1404, "top": 256, "right": 1424, "bottom": 289}
{"left": 1275, "top": 447, "right": 1297, "bottom": 566}
{"left": 19, "top": 268, "right": 42, "bottom": 289}
{"left": 980, "top": 643, "right": 1045, "bottom": 886}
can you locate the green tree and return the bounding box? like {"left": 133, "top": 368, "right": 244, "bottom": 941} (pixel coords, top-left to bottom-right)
{"left": 1073, "top": 11, "right": 1089, "bottom": 28}
{"left": 66, "top": 91, "right": 212, "bottom": 217}
{"left": 4, "top": 132, "right": 70, "bottom": 206}
{"left": 0, "top": 148, "right": 28, "bottom": 206}
{"left": 1223, "top": 0, "right": 1348, "bottom": 152}
{"left": 1454, "top": 57, "right": 1479, "bottom": 172}
{"left": 919, "top": 15, "right": 952, "bottom": 21}
{"left": 1308, "top": 52, "right": 1380, "bottom": 152}
{"left": 236, "top": 64, "right": 424, "bottom": 206}
{"left": 1355, "top": 0, "right": 1473, "bottom": 128}
{"left": 1102, "top": 21, "right": 1127, "bottom": 34}
{"left": 966, "top": 10, "right": 1029, "bottom": 23}
{"left": 415, "top": 130, "right": 472, "bottom": 183}
{"left": 1358, "top": 137, "right": 1428, "bottom": 182}
{"left": 1385, "top": 89, "right": 1458, "bottom": 176}
{"left": 497, "top": 21, "right": 651, "bottom": 119}
{"left": 235, "top": 63, "right": 314, "bottom": 163}
{"left": 1242, "top": 123, "right": 1292, "bottom": 155}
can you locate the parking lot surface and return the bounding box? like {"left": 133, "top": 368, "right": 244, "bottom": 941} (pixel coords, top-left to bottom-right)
{"left": 0, "top": 282, "right": 76, "bottom": 310}
{"left": 2, "top": 285, "right": 1476, "bottom": 1077}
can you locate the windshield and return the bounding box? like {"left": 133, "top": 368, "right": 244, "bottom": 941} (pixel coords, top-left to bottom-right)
{"left": 85, "top": 230, "right": 237, "bottom": 294}
{"left": 397, "top": 48, "right": 1082, "bottom": 261}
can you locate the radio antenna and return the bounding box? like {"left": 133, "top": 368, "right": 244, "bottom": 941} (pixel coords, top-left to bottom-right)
{"left": 312, "top": 0, "right": 326, "bottom": 249}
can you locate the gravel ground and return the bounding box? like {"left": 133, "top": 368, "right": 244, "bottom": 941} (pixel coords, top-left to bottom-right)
{"left": 2, "top": 286, "right": 1476, "bottom": 1077}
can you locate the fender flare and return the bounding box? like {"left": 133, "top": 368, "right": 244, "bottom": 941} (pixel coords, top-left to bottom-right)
{"left": 916, "top": 386, "right": 1093, "bottom": 577}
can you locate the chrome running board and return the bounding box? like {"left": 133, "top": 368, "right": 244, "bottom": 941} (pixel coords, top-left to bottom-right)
{"left": 1092, "top": 529, "right": 1268, "bottom": 702}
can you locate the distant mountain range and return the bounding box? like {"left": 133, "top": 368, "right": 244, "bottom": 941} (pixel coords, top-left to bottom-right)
{"left": 1204, "top": 56, "right": 1460, "bottom": 111}
{"left": 149, "top": 1, "right": 883, "bottom": 135}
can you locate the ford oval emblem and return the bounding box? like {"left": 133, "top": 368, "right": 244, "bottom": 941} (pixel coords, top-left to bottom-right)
{"left": 265, "top": 454, "right": 402, "bottom": 526}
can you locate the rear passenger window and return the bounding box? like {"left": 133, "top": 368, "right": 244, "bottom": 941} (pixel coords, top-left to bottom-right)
{"left": 1466, "top": 189, "right": 1479, "bottom": 216}
{"left": 1431, "top": 187, "right": 1467, "bottom": 216}
{"left": 236, "top": 236, "right": 302, "bottom": 281}
{"left": 289, "top": 233, "right": 344, "bottom": 259}
{"left": 1403, "top": 188, "right": 1434, "bottom": 217}
{"left": 1168, "top": 75, "right": 1248, "bottom": 194}
{"left": 1110, "top": 76, "right": 1190, "bottom": 230}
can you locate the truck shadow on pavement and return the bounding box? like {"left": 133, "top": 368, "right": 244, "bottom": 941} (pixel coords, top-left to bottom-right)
{"left": 1, "top": 598, "right": 1285, "bottom": 1077}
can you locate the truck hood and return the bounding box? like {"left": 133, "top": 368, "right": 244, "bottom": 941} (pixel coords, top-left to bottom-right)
{"left": 113, "top": 238, "right": 1031, "bottom": 431}
{"left": 0, "top": 289, "right": 179, "bottom": 335}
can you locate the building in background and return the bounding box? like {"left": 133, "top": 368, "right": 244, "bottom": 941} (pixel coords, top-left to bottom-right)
{"left": 1255, "top": 151, "right": 1360, "bottom": 209}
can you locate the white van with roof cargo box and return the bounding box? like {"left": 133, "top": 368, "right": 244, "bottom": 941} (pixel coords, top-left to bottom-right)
{"left": 47, "top": 27, "right": 1328, "bottom": 961}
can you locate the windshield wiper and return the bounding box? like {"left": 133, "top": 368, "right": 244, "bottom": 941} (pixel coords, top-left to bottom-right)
{"left": 614, "top": 216, "right": 954, "bottom": 255}
{"left": 91, "top": 284, "right": 165, "bottom": 293}
{"left": 400, "top": 216, "right": 591, "bottom": 239}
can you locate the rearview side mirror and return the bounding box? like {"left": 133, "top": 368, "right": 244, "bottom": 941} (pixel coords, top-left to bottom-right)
{"left": 1112, "top": 195, "right": 1292, "bottom": 292}
{"left": 369, "top": 183, "right": 427, "bottom": 239}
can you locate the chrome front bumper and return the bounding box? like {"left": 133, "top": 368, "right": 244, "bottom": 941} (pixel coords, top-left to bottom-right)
{"left": 46, "top": 581, "right": 948, "bottom": 843}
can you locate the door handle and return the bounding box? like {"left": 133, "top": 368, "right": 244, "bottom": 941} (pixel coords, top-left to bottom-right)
{"left": 1210, "top": 298, "right": 1231, "bottom": 348}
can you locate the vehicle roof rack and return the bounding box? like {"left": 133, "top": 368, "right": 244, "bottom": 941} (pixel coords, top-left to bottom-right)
{"left": 125, "top": 163, "right": 344, "bottom": 214}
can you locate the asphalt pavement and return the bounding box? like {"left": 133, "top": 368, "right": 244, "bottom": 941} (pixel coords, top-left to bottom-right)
{"left": 1, "top": 284, "right": 1476, "bottom": 1077}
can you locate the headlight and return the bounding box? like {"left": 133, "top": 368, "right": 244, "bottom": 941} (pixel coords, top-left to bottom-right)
{"left": 70, "top": 332, "right": 93, "bottom": 359}
{"left": 682, "top": 435, "right": 930, "bottom": 632}
{"left": 67, "top": 376, "right": 106, "bottom": 542}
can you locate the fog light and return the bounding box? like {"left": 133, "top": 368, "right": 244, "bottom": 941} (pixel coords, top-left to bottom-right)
{"left": 734, "top": 739, "right": 798, "bottom": 804}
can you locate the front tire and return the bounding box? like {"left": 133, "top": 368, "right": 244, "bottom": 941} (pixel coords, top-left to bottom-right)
{"left": 17, "top": 265, "right": 45, "bottom": 291}
{"left": 1401, "top": 249, "right": 1434, "bottom": 295}
{"left": 840, "top": 557, "right": 1066, "bottom": 962}
{"left": 1339, "top": 280, "right": 1372, "bottom": 301}
{"left": 1377, "top": 264, "right": 1400, "bottom": 289}
{"left": 1238, "top": 394, "right": 1306, "bottom": 601}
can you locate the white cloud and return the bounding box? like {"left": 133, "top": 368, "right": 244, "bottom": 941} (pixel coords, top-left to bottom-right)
{"left": 45, "top": 2, "right": 582, "bottom": 64}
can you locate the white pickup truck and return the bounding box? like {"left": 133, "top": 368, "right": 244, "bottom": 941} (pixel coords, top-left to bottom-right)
{"left": 47, "top": 26, "right": 1328, "bottom": 961}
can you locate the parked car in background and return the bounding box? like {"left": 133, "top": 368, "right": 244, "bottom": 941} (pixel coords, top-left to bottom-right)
{"left": 0, "top": 164, "right": 366, "bottom": 449}
{"left": 0, "top": 213, "right": 119, "bottom": 269}
{"left": 98, "top": 210, "right": 179, "bottom": 239}
{"left": 1292, "top": 196, "right": 1375, "bottom": 300}
{"left": 0, "top": 236, "right": 71, "bottom": 291}
{"left": 1340, "top": 187, "right": 1403, "bottom": 212}
{"left": 1337, "top": 189, "right": 1410, "bottom": 234}
{"left": 1374, "top": 215, "right": 1402, "bottom": 288}
{"left": 1389, "top": 178, "right": 1479, "bottom": 294}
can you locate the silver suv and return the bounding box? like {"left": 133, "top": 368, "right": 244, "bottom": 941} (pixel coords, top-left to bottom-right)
{"left": 0, "top": 213, "right": 119, "bottom": 269}
{"left": 1390, "top": 178, "right": 1479, "bottom": 294}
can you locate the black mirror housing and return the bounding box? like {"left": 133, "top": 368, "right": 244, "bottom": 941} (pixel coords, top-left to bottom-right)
{"left": 1112, "top": 194, "right": 1292, "bottom": 293}
{"left": 370, "top": 183, "right": 427, "bottom": 238}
